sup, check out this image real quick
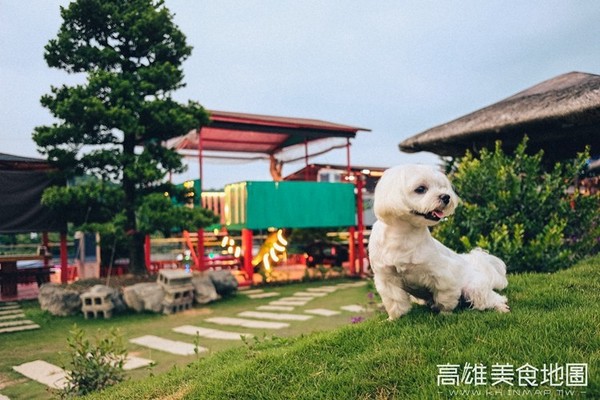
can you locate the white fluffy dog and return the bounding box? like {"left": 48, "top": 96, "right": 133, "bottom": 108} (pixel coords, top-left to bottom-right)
{"left": 368, "top": 165, "right": 510, "bottom": 320}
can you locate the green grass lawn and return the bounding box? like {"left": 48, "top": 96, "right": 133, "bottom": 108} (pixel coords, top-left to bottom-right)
{"left": 0, "top": 278, "right": 371, "bottom": 400}
{"left": 81, "top": 255, "right": 600, "bottom": 400}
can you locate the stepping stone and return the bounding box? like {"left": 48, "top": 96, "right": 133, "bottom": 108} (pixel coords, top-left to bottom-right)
{"left": 304, "top": 308, "right": 341, "bottom": 317}
{"left": 0, "top": 324, "right": 40, "bottom": 334}
{"left": 205, "top": 317, "right": 289, "bottom": 330}
{"left": 241, "top": 289, "right": 265, "bottom": 295}
{"left": 0, "top": 319, "right": 36, "bottom": 329}
{"left": 257, "top": 305, "right": 295, "bottom": 312}
{"left": 336, "top": 281, "right": 368, "bottom": 288}
{"left": 280, "top": 296, "right": 313, "bottom": 302}
{"left": 173, "top": 325, "right": 250, "bottom": 340}
{"left": 12, "top": 360, "right": 68, "bottom": 390}
{"left": 123, "top": 356, "right": 154, "bottom": 370}
{"left": 238, "top": 311, "right": 313, "bottom": 321}
{"left": 306, "top": 286, "right": 337, "bottom": 293}
{"left": 129, "top": 335, "right": 204, "bottom": 356}
{"left": 340, "top": 305, "right": 366, "bottom": 313}
{"left": 293, "top": 291, "right": 328, "bottom": 297}
{"left": 0, "top": 305, "right": 20, "bottom": 311}
{"left": 0, "top": 393, "right": 9, "bottom": 400}
{"left": 0, "top": 309, "right": 22, "bottom": 316}
{"left": 0, "top": 313, "right": 26, "bottom": 321}
{"left": 268, "top": 300, "right": 308, "bottom": 307}
{"left": 247, "top": 292, "right": 280, "bottom": 299}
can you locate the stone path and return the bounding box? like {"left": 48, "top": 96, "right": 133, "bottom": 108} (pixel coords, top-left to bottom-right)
{"left": 7, "top": 280, "right": 370, "bottom": 398}
{"left": 11, "top": 355, "right": 154, "bottom": 391}
{"left": 205, "top": 316, "right": 290, "bottom": 329}
{"left": 173, "top": 325, "right": 250, "bottom": 340}
{"left": 0, "top": 302, "right": 39, "bottom": 334}
{"left": 130, "top": 335, "right": 205, "bottom": 356}
{"left": 238, "top": 311, "right": 313, "bottom": 321}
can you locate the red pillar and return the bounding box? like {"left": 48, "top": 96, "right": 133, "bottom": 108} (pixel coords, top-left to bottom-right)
{"left": 356, "top": 174, "right": 366, "bottom": 276}
{"left": 348, "top": 226, "right": 356, "bottom": 276}
{"left": 42, "top": 232, "right": 49, "bottom": 268}
{"left": 144, "top": 234, "right": 151, "bottom": 273}
{"left": 197, "top": 228, "right": 205, "bottom": 271}
{"left": 60, "top": 232, "right": 68, "bottom": 283}
{"left": 242, "top": 229, "right": 254, "bottom": 284}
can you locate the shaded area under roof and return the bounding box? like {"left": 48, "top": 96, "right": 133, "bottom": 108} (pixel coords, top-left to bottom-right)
{"left": 166, "top": 110, "right": 370, "bottom": 162}
{"left": 399, "top": 71, "right": 600, "bottom": 160}
{"left": 0, "top": 153, "right": 65, "bottom": 233}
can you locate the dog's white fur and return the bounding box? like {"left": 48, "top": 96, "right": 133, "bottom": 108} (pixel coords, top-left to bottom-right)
{"left": 369, "top": 165, "right": 509, "bottom": 319}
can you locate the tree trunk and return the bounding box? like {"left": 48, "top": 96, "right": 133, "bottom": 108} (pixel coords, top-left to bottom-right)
{"left": 123, "top": 136, "right": 147, "bottom": 275}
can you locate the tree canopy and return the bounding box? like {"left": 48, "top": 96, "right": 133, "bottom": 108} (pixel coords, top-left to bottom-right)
{"left": 33, "top": 0, "right": 215, "bottom": 274}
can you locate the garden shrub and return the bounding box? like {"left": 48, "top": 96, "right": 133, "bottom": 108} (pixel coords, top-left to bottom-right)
{"left": 60, "top": 325, "right": 127, "bottom": 399}
{"left": 433, "top": 138, "right": 599, "bottom": 273}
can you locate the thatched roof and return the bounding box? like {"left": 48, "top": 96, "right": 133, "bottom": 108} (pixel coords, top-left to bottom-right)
{"left": 399, "top": 71, "right": 600, "bottom": 160}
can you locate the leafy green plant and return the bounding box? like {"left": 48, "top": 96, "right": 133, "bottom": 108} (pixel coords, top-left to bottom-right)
{"left": 60, "top": 325, "right": 128, "bottom": 398}
{"left": 433, "top": 138, "right": 599, "bottom": 273}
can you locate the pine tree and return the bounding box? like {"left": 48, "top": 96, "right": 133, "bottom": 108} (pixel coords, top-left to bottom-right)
{"left": 33, "top": 0, "right": 209, "bottom": 274}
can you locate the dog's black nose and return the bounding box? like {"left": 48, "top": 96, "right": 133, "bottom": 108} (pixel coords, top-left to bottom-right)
{"left": 440, "top": 194, "right": 451, "bottom": 205}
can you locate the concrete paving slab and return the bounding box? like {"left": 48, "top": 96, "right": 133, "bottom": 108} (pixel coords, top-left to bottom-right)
{"left": 340, "top": 305, "right": 366, "bottom": 312}
{"left": 238, "top": 311, "right": 313, "bottom": 321}
{"left": 304, "top": 308, "right": 341, "bottom": 317}
{"left": 123, "top": 356, "right": 154, "bottom": 370}
{"left": 306, "top": 286, "right": 337, "bottom": 293}
{"left": 0, "top": 313, "right": 25, "bottom": 321}
{"left": 247, "top": 292, "right": 280, "bottom": 299}
{"left": 173, "top": 325, "right": 250, "bottom": 340}
{"left": 0, "top": 324, "right": 40, "bottom": 334}
{"left": 129, "top": 335, "right": 205, "bottom": 356}
{"left": 336, "top": 281, "right": 368, "bottom": 288}
{"left": 0, "top": 319, "right": 36, "bottom": 328}
{"left": 0, "top": 309, "right": 22, "bottom": 316}
{"left": 0, "top": 305, "right": 20, "bottom": 311}
{"left": 241, "top": 289, "right": 264, "bottom": 295}
{"left": 293, "top": 291, "right": 328, "bottom": 297}
{"left": 279, "top": 296, "right": 313, "bottom": 302}
{"left": 269, "top": 300, "right": 309, "bottom": 307}
{"left": 205, "top": 317, "right": 289, "bottom": 330}
{"left": 12, "top": 360, "right": 68, "bottom": 390}
{"left": 256, "top": 305, "right": 295, "bottom": 312}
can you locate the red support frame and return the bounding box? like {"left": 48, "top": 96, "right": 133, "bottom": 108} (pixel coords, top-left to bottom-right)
{"left": 60, "top": 232, "right": 68, "bottom": 283}
{"left": 242, "top": 228, "right": 254, "bottom": 285}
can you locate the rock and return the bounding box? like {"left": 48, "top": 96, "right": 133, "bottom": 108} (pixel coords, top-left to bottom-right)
{"left": 38, "top": 283, "right": 82, "bottom": 316}
{"left": 208, "top": 270, "right": 238, "bottom": 297}
{"left": 191, "top": 273, "right": 219, "bottom": 304}
{"left": 122, "top": 282, "right": 165, "bottom": 313}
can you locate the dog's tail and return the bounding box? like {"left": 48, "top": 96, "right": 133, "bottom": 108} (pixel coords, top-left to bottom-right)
{"left": 464, "top": 248, "right": 508, "bottom": 290}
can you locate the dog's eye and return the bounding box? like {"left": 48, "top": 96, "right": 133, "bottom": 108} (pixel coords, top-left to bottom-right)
{"left": 414, "top": 186, "right": 428, "bottom": 194}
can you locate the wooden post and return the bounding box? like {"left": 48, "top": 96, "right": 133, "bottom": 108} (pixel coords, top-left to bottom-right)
{"left": 42, "top": 232, "right": 49, "bottom": 268}
{"left": 60, "top": 232, "right": 68, "bottom": 283}
{"left": 242, "top": 229, "right": 254, "bottom": 284}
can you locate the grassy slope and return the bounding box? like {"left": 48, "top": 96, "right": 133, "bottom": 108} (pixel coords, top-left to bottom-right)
{"left": 89, "top": 256, "right": 600, "bottom": 400}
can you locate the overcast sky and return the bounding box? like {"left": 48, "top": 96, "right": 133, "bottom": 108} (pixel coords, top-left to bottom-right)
{"left": 1, "top": 1, "right": 599, "bottom": 188}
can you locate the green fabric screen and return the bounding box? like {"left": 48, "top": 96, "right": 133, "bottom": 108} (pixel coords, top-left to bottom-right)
{"left": 225, "top": 181, "right": 356, "bottom": 229}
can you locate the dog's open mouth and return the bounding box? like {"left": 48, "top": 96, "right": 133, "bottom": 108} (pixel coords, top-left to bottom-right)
{"left": 411, "top": 209, "right": 445, "bottom": 221}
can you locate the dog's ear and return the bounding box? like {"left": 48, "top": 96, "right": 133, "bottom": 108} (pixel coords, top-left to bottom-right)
{"left": 373, "top": 166, "right": 408, "bottom": 223}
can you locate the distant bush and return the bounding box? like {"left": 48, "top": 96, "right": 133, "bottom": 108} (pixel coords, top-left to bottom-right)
{"left": 60, "top": 325, "right": 127, "bottom": 399}
{"left": 433, "top": 138, "right": 599, "bottom": 273}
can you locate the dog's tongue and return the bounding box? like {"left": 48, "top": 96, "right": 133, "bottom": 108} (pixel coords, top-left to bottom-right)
{"left": 432, "top": 210, "right": 445, "bottom": 219}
